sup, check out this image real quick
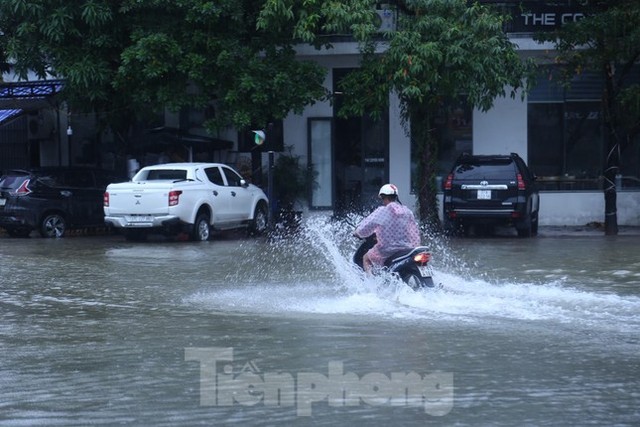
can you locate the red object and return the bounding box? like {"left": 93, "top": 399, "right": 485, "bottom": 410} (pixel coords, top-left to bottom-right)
{"left": 168, "top": 190, "right": 182, "bottom": 206}
{"left": 14, "top": 179, "right": 31, "bottom": 195}
{"left": 413, "top": 252, "right": 431, "bottom": 265}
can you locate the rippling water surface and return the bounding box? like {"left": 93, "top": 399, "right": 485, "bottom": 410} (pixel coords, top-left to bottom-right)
{"left": 1, "top": 218, "right": 639, "bottom": 426}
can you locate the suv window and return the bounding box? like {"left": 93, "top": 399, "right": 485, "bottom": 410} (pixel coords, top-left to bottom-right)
{"left": 453, "top": 159, "right": 516, "bottom": 180}
{"left": 0, "top": 173, "right": 29, "bottom": 192}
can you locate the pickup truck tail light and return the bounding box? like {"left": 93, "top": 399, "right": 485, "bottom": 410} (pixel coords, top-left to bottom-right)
{"left": 103, "top": 192, "right": 109, "bottom": 207}
{"left": 168, "top": 190, "right": 182, "bottom": 206}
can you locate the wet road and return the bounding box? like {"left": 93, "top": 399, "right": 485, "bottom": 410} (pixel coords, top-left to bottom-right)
{"left": 0, "top": 219, "right": 639, "bottom": 426}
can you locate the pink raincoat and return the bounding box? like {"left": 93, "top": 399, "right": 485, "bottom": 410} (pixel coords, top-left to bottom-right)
{"left": 354, "top": 202, "right": 421, "bottom": 266}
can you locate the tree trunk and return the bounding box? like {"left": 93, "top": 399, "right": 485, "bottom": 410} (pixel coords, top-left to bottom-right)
{"left": 603, "top": 63, "right": 619, "bottom": 235}
{"left": 412, "top": 105, "right": 439, "bottom": 228}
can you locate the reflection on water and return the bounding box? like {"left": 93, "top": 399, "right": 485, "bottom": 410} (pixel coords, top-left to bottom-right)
{"left": 1, "top": 219, "right": 639, "bottom": 425}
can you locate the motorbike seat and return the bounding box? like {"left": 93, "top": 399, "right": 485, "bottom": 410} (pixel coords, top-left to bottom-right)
{"left": 384, "top": 248, "right": 413, "bottom": 267}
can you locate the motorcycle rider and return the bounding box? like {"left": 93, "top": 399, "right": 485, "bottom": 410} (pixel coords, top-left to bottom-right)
{"left": 354, "top": 184, "right": 422, "bottom": 274}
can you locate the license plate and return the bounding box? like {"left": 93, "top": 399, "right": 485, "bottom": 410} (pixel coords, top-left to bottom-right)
{"left": 477, "top": 190, "right": 491, "bottom": 200}
{"left": 0, "top": 198, "right": 5, "bottom": 207}
{"left": 126, "top": 215, "right": 154, "bottom": 223}
{"left": 418, "top": 265, "right": 431, "bottom": 278}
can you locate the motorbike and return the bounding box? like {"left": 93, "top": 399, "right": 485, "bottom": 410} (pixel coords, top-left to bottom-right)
{"left": 353, "top": 235, "right": 435, "bottom": 290}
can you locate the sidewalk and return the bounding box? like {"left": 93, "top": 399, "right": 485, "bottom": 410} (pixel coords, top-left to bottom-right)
{"left": 538, "top": 223, "right": 640, "bottom": 237}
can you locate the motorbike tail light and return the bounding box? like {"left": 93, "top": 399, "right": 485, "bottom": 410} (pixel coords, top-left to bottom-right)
{"left": 103, "top": 192, "right": 110, "bottom": 207}
{"left": 168, "top": 190, "right": 182, "bottom": 206}
{"left": 414, "top": 252, "right": 431, "bottom": 265}
{"left": 443, "top": 174, "right": 453, "bottom": 190}
{"left": 13, "top": 179, "right": 32, "bottom": 196}
{"left": 517, "top": 173, "right": 526, "bottom": 190}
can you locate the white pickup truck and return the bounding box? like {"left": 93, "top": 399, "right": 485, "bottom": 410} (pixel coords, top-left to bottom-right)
{"left": 103, "top": 163, "right": 269, "bottom": 241}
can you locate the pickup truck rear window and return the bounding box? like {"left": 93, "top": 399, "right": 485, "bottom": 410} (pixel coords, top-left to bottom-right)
{"left": 145, "top": 170, "right": 187, "bottom": 180}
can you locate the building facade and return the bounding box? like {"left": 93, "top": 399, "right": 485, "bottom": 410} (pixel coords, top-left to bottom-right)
{"left": 276, "top": 1, "right": 640, "bottom": 226}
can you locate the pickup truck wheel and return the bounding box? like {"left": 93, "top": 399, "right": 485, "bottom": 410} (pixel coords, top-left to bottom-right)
{"left": 40, "top": 213, "right": 66, "bottom": 238}
{"left": 192, "top": 213, "right": 210, "bottom": 241}
{"left": 249, "top": 204, "right": 268, "bottom": 236}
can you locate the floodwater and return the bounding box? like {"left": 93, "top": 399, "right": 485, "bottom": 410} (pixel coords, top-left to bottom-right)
{"left": 0, "top": 217, "right": 639, "bottom": 426}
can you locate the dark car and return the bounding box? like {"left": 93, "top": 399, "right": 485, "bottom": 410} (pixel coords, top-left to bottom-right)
{"left": 0, "top": 167, "right": 124, "bottom": 238}
{"left": 442, "top": 153, "right": 540, "bottom": 237}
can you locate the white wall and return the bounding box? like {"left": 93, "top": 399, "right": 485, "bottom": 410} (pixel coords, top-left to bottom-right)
{"left": 388, "top": 91, "right": 416, "bottom": 209}
{"left": 540, "top": 192, "right": 640, "bottom": 226}
{"left": 473, "top": 90, "right": 528, "bottom": 161}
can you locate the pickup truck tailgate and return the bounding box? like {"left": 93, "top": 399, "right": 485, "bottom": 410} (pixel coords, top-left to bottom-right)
{"left": 105, "top": 182, "right": 173, "bottom": 215}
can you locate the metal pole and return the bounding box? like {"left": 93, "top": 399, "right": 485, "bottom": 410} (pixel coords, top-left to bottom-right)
{"left": 268, "top": 151, "right": 275, "bottom": 229}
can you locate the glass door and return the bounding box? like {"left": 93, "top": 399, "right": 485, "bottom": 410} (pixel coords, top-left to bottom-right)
{"left": 308, "top": 118, "right": 333, "bottom": 209}
{"left": 360, "top": 113, "right": 387, "bottom": 208}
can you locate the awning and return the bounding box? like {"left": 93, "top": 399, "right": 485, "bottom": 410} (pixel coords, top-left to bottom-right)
{"left": 0, "top": 80, "right": 64, "bottom": 107}
{"left": 0, "top": 80, "right": 64, "bottom": 124}
{"left": 0, "top": 108, "right": 22, "bottom": 124}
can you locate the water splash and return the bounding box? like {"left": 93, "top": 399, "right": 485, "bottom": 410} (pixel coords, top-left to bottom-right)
{"left": 184, "top": 214, "right": 640, "bottom": 334}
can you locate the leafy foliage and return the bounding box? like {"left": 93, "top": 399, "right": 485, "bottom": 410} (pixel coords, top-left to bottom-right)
{"left": 0, "top": 0, "right": 329, "bottom": 134}
{"left": 337, "top": 0, "right": 533, "bottom": 224}
{"left": 272, "top": 145, "right": 316, "bottom": 209}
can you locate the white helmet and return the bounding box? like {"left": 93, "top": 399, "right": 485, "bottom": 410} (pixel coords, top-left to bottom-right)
{"left": 379, "top": 183, "right": 398, "bottom": 197}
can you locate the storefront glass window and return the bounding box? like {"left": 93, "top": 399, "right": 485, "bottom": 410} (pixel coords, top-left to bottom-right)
{"left": 528, "top": 101, "right": 604, "bottom": 190}
{"left": 528, "top": 64, "right": 640, "bottom": 191}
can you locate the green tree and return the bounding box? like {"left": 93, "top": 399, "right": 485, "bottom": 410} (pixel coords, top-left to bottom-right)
{"left": 2, "top": 0, "right": 532, "bottom": 226}
{"left": 534, "top": 0, "right": 640, "bottom": 235}
{"left": 0, "top": 0, "right": 329, "bottom": 137}
{"left": 335, "top": 0, "right": 532, "bottom": 225}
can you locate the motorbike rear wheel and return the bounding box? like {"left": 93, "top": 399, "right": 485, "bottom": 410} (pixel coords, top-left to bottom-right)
{"left": 403, "top": 273, "right": 435, "bottom": 290}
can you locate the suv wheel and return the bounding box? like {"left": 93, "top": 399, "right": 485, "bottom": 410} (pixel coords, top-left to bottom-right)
{"left": 40, "top": 213, "right": 67, "bottom": 238}
{"left": 516, "top": 216, "right": 533, "bottom": 238}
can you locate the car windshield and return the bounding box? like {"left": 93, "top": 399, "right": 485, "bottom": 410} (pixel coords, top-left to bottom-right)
{"left": 0, "top": 174, "right": 29, "bottom": 191}
{"left": 143, "top": 169, "right": 188, "bottom": 181}
{"left": 454, "top": 160, "right": 515, "bottom": 180}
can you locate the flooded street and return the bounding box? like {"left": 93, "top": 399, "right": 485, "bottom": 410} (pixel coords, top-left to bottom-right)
{"left": 1, "top": 218, "right": 639, "bottom": 426}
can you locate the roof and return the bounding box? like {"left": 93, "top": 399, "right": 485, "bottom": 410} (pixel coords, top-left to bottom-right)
{"left": 0, "top": 80, "right": 64, "bottom": 124}
{"left": 140, "top": 162, "right": 231, "bottom": 169}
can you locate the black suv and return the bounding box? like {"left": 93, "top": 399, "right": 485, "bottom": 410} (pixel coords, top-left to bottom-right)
{"left": 0, "top": 167, "right": 124, "bottom": 238}
{"left": 442, "top": 153, "right": 540, "bottom": 237}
